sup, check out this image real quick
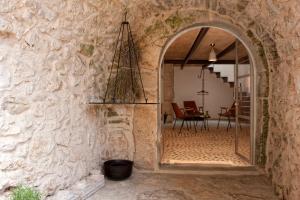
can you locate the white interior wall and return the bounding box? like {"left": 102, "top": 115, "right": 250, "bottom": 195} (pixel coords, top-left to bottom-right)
{"left": 174, "top": 66, "right": 234, "bottom": 119}
{"left": 209, "top": 64, "right": 235, "bottom": 82}
{"left": 208, "top": 64, "right": 250, "bottom": 83}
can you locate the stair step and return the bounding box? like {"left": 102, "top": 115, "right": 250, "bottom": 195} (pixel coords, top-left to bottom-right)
{"left": 240, "top": 100, "right": 250, "bottom": 103}
{"left": 222, "top": 77, "right": 228, "bottom": 83}
{"left": 240, "top": 104, "right": 250, "bottom": 108}
{"left": 241, "top": 96, "right": 250, "bottom": 99}
{"left": 240, "top": 92, "right": 250, "bottom": 96}
{"left": 208, "top": 68, "right": 214, "bottom": 73}
{"left": 215, "top": 72, "right": 221, "bottom": 78}
{"left": 241, "top": 98, "right": 250, "bottom": 102}
{"left": 242, "top": 99, "right": 250, "bottom": 102}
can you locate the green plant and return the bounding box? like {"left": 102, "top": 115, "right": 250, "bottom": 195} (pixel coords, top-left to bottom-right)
{"left": 10, "top": 185, "right": 41, "bottom": 200}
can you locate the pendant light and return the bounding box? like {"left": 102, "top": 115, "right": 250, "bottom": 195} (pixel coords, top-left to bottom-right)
{"left": 208, "top": 43, "right": 217, "bottom": 62}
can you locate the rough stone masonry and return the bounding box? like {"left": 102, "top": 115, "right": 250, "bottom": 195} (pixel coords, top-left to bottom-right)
{"left": 0, "top": 0, "right": 299, "bottom": 200}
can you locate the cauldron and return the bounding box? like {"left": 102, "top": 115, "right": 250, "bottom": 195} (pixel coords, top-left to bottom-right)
{"left": 103, "top": 160, "right": 133, "bottom": 181}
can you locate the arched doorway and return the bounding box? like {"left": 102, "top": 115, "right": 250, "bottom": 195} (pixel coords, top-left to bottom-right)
{"left": 157, "top": 24, "right": 257, "bottom": 168}
{"left": 132, "top": 11, "right": 271, "bottom": 172}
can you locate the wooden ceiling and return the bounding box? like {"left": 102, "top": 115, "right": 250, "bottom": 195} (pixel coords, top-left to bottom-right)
{"left": 164, "top": 28, "right": 249, "bottom": 66}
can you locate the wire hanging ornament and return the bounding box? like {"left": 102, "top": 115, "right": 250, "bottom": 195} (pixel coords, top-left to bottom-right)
{"left": 197, "top": 67, "right": 209, "bottom": 110}
{"left": 197, "top": 67, "right": 209, "bottom": 95}
{"left": 102, "top": 11, "right": 149, "bottom": 104}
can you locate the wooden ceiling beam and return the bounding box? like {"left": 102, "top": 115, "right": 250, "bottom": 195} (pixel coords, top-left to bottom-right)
{"left": 181, "top": 27, "right": 209, "bottom": 69}
{"left": 239, "top": 56, "right": 249, "bottom": 64}
{"left": 164, "top": 59, "right": 243, "bottom": 65}
{"left": 216, "top": 41, "right": 236, "bottom": 59}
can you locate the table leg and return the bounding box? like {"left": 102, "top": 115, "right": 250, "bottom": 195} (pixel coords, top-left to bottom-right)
{"left": 206, "top": 118, "right": 209, "bottom": 131}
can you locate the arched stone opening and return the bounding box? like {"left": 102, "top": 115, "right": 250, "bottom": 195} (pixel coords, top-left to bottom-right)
{"left": 132, "top": 8, "right": 277, "bottom": 172}
{"left": 157, "top": 24, "right": 258, "bottom": 166}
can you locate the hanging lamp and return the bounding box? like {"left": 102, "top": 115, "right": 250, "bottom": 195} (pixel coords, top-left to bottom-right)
{"left": 90, "top": 12, "right": 156, "bottom": 105}
{"left": 208, "top": 43, "right": 217, "bottom": 62}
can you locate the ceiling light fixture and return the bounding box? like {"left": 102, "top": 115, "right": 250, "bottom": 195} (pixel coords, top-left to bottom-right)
{"left": 208, "top": 43, "right": 217, "bottom": 62}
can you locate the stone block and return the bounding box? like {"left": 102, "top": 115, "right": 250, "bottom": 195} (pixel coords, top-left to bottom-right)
{"left": 133, "top": 105, "right": 157, "bottom": 170}
{"left": 38, "top": 5, "right": 57, "bottom": 21}
{"left": 0, "top": 65, "right": 10, "bottom": 89}
{"left": 106, "top": 130, "right": 129, "bottom": 160}
{"left": 79, "top": 44, "right": 94, "bottom": 57}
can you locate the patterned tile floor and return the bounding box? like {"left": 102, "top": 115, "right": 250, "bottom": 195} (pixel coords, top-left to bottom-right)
{"left": 161, "top": 121, "right": 251, "bottom": 166}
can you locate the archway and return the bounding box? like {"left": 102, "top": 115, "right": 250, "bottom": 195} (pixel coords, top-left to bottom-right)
{"left": 132, "top": 10, "right": 272, "bottom": 173}
{"left": 156, "top": 23, "right": 258, "bottom": 168}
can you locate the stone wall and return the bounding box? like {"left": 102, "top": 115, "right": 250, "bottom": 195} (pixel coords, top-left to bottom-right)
{"left": 128, "top": 1, "right": 299, "bottom": 199}
{"left": 0, "top": 0, "right": 300, "bottom": 199}
{"left": 0, "top": 0, "right": 126, "bottom": 197}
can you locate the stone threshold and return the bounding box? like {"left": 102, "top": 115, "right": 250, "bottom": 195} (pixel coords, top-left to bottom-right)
{"left": 160, "top": 163, "right": 255, "bottom": 170}
{"left": 138, "top": 165, "right": 264, "bottom": 176}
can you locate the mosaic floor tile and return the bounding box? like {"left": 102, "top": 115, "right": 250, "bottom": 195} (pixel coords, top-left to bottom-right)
{"left": 161, "top": 123, "right": 251, "bottom": 166}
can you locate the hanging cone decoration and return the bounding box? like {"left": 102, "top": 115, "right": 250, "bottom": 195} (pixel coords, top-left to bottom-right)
{"left": 197, "top": 68, "right": 209, "bottom": 95}
{"left": 103, "top": 12, "right": 147, "bottom": 104}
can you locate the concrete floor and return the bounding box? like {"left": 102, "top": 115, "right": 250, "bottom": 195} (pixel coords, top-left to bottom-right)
{"left": 89, "top": 172, "right": 277, "bottom": 200}
{"left": 89, "top": 121, "right": 277, "bottom": 200}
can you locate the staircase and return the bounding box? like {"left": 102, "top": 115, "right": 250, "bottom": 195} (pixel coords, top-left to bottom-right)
{"left": 238, "top": 92, "right": 251, "bottom": 118}
{"left": 206, "top": 64, "right": 251, "bottom": 120}
{"left": 207, "top": 64, "right": 235, "bottom": 88}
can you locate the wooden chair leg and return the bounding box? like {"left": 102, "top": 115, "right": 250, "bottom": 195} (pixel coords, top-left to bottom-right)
{"left": 227, "top": 117, "right": 231, "bottom": 131}
{"left": 193, "top": 121, "right": 197, "bottom": 133}
{"left": 206, "top": 119, "right": 209, "bottom": 131}
{"left": 172, "top": 118, "right": 177, "bottom": 130}
{"left": 179, "top": 120, "right": 185, "bottom": 134}
{"left": 217, "top": 115, "right": 221, "bottom": 129}
{"left": 186, "top": 120, "right": 189, "bottom": 130}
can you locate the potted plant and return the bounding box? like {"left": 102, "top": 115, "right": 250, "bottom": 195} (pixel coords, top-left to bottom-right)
{"left": 10, "top": 185, "right": 41, "bottom": 200}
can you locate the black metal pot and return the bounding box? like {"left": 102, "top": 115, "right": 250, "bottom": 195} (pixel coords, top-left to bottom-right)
{"left": 103, "top": 160, "right": 133, "bottom": 181}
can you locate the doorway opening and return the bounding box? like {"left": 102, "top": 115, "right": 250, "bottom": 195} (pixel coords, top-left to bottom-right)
{"left": 159, "top": 26, "right": 254, "bottom": 167}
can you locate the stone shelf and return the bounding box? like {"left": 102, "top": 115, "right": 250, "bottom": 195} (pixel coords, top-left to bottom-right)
{"left": 88, "top": 98, "right": 158, "bottom": 105}
{"left": 88, "top": 102, "right": 158, "bottom": 105}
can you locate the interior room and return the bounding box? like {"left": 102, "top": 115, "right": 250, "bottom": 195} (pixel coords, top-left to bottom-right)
{"left": 160, "top": 27, "right": 252, "bottom": 167}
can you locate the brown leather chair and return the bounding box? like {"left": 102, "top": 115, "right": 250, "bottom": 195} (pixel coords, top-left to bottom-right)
{"left": 183, "top": 101, "right": 204, "bottom": 116}
{"left": 171, "top": 103, "right": 194, "bottom": 133}
{"left": 172, "top": 103, "right": 204, "bottom": 133}
{"left": 217, "top": 102, "right": 236, "bottom": 131}
{"left": 183, "top": 101, "right": 206, "bottom": 130}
